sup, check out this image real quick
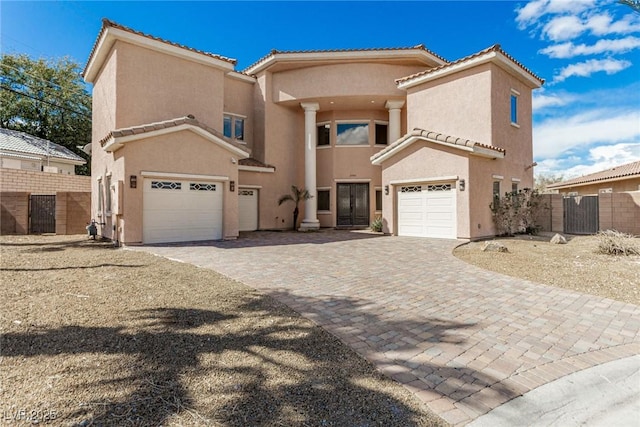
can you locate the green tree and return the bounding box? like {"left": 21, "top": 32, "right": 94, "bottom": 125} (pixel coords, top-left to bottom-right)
{"left": 534, "top": 173, "right": 564, "bottom": 193}
{"left": 278, "top": 185, "right": 313, "bottom": 230}
{"left": 0, "top": 54, "right": 91, "bottom": 174}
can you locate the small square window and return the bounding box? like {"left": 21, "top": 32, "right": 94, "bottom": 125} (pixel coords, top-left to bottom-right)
{"left": 375, "top": 189, "right": 382, "bottom": 211}
{"left": 317, "top": 124, "right": 330, "bottom": 146}
{"left": 510, "top": 94, "right": 518, "bottom": 124}
{"left": 317, "top": 190, "right": 330, "bottom": 211}
{"left": 375, "top": 123, "right": 388, "bottom": 145}
{"left": 234, "top": 118, "right": 244, "bottom": 140}
{"left": 223, "top": 116, "right": 232, "bottom": 138}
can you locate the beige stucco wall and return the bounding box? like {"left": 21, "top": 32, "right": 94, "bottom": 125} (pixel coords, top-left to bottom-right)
{"left": 114, "top": 40, "right": 226, "bottom": 130}
{"left": 224, "top": 76, "right": 255, "bottom": 151}
{"left": 380, "top": 142, "right": 471, "bottom": 238}
{"left": 552, "top": 178, "right": 640, "bottom": 195}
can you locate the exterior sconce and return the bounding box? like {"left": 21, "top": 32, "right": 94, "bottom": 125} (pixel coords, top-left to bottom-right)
{"left": 459, "top": 179, "right": 465, "bottom": 191}
{"left": 230, "top": 181, "right": 235, "bottom": 192}
{"left": 384, "top": 185, "right": 389, "bottom": 195}
{"left": 130, "top": 175, "right": 137, "bottom": 188}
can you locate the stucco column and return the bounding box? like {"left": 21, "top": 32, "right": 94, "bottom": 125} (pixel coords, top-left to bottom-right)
{"left": 300, "top": 102, "right": 320, "bottom": 231}
{"left": 385, "top": 100, "right": 405, "bottom": 143}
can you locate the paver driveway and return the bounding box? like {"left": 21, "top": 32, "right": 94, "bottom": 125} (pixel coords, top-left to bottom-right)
{"left": 135, "top": 230, "right": 640, "bottom": 426}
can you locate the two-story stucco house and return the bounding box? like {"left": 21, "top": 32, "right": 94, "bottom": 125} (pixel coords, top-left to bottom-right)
{"left": 83, "top": 19, "right": 543, "bottom": 244}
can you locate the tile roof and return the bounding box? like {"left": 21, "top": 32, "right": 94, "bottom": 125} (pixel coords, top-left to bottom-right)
{"left": 83, "top": 19, "right": 236, "bottom": 77}
{"left": 243, "top": 44, "right": 448, "bottom": 74}
{"left": 98, "top": 115, "right": 250, "bottom": 155}
{"left": 547, "top": 160, "right": 640, "bottom": 188}
{"left": 0, "top": 128, "right": 86, "bottom": 163}
{"left": 371, "top": 127, "right": 505, "bottom": 164}
{"left": 239, "top": 158, "right": 275, "bottom": 169}
{"left": 396, "top": 44, "right": 544, "bottom": 86}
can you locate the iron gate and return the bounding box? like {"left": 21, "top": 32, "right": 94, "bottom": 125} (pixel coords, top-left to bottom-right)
{"left": 30, "top": 195, "right": 56, "bottom": 234}
{"left": 563, "top": 195, "right": 598, "bottom": 235}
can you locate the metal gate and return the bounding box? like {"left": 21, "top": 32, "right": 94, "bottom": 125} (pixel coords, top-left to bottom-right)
{"left": 30, "top": 195, "right": 56, "bottom": 234}
{"left": 564, "top": 195, "right": 598, "bottom": 235}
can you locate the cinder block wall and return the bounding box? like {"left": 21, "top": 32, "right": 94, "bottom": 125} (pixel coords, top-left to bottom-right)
{"left": 0, "top": 192, "right": 29, "bottom": 234}
{"left": 600, "top": 191, "right": 640, "bottom": 235}
{"left": 56, "top": 192, "right": 91, "bottom": 235}
{"left": 0, "top": 168, "right": 91, "bottom": 193}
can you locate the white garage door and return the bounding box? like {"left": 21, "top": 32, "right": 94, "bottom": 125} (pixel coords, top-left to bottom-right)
{"left": 143, "top": 179, "right": 223, "bottom": 244}
{"left": 397, "top": 183, "right": 457, "bottom": 239}
{"left": 238, "top": 189, "right": 258, "bottom": 231}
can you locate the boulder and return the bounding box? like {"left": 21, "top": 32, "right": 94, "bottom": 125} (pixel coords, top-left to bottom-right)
{"left": 481, "top": 241, "right": 509, "bottom": 253}
{"left": 550, "top": 233, "right": 567, "bottom": 244}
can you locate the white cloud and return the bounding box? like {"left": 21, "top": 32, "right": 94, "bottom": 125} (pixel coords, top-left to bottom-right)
{"left": 593, "top": 13, "right": 640, "bottom": 36}
{"left": 535, "top": 143, "right": 640, "bottom": 178}
{"left": 532, "top": 92, "right": 570, "bottom": 110}
{"left": 543, "top": 15, "right": 585, "bottom": 41}
{"left": 540, "top": 36, "right": 640, "bottom": 58}
{"left": 552, "top": 58, "right": 631, "bottom": 82}
{"left": 516, "top": 0, "right": 596, "bottom": 29}
{"left": 533, "top": 109, "right": 640, "bottom": 159}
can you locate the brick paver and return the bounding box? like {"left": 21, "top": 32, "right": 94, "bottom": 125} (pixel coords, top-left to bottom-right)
{"left": 134, "top": 230, "right": 640, "bottom": 426}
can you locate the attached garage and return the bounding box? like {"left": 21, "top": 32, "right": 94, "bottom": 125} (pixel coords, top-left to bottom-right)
{"left": 238, "top": 188, "right": 258, "bottom": 231}
{"left": 143, "top": 178, "right": 223, "bottom": 244}
{"left": 397, "top": 183, "right": 457, "bottom": 239}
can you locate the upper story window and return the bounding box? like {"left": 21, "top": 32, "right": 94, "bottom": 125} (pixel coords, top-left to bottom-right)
{"left": 510, "top": 89, "right": 519, "bottom": 126}
{"left": 317, "top": 123, "right": 330, "bottom": 146}
{"left": 375, "top": 123, "right": 388, "bottom": 145}
{"left": 223, "top": 113, "right": 245, "bottom": 142}
{"left": 336, "top": 122, "right": 369, "bottom": 146}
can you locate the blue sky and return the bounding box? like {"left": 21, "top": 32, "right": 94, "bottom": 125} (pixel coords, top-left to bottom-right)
{"left": 2, "top": 1, "right": 639, "bottom": 179}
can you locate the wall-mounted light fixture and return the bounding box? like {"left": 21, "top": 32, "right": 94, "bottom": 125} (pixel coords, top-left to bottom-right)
{"left": 459, "top": 179, "right": 465, "bottom": 191}
{"left": 130, "top": 175, "right": 137, "bottom": 188}
{"left": 384, "top": 185, "right": 389, "bottom": 195}
{"left": 230, "top": 181, "right": 235, "bottom": 192}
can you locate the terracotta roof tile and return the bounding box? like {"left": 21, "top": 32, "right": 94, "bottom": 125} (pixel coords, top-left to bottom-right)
{"left": 98, "top": 115, "right": 249, "bottom": 155}
{"left": 396, "top": 44, "right": 544, "bottom": 86}
{"left": 243, "top": 44, "right": 448, "bottom": 74}
{"left": 547, "top": 160, "right": 640, "bottom": 188}
{"left": 83, "top": 19, "right": 236, "bottom": 77}
{"left": 239, "top": 158, "right": 275, "bottom": 169}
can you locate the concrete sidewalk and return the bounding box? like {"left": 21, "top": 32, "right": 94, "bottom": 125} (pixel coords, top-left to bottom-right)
{"left": 134, "top": 230, "right": 640, "bottom": 425}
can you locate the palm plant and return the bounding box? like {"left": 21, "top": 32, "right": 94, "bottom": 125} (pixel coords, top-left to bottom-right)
{"left": 278, "top": 185, "right": 313, "bottom": 230}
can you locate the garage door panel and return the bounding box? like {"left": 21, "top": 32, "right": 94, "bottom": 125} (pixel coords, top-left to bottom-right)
{"left": 397, "top": 183, "right": 456, "bottom": 239}
{"left": 143, "top": 178, "right": 223, "bottom": 244}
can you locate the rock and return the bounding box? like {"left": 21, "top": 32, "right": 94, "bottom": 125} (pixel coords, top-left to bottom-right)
{"left": 550, "top": 233, "right": 567, "bottom": 244}
{"left": 482, "top": 241, "right": 509, "bottom": 253}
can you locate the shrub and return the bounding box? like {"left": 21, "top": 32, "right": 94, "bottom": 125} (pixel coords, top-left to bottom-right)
{"left": 596, "top": 230, "right": 639, "bottom": 256}
{"left": 370, "top": 216, "right": 383, "bottom": 232}
{"left": 490, "top": 188, "right": 548, "bottom": 236}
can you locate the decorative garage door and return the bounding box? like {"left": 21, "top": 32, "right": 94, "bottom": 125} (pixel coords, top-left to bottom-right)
{"left": 143, "top": 179, "right": 223, "bottom": 244}
{"left": 238, "top": 189, "right": 258, "bottom": 231}
{"left": 397, "top": 183, "right": 457, "bottom": 239}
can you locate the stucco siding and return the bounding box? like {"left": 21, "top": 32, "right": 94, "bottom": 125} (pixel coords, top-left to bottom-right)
{"left": 224, "top": 76, "right": 255, "bottom": 151}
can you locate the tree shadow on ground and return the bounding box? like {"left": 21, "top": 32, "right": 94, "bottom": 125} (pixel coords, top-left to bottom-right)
{"left": 0, "top": 263, "right": 145, "bottom": 272}
{"left": 149, "top": 229, "right": 386, "bottom": 250}
{"left": 0, "top": 237, "right": 115, "bottom": 250}
{"left": 3, "top": 298, "right": 459, "bottom": 426}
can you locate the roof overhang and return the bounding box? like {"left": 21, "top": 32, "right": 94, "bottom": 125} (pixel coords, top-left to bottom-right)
{"left": 371, "top": 130, "right": 505, "bottom": 165}
{"left": 84, "top": 26, "right": 235, "bottom": 83}
{"left": 397, "top": 50, "right": 543, "bottom": 90}
{"left": 102, "top": 123, "right": 250, "bottom": 158}
{"left": 547, "top": 174, "right": 640, "bottom": 190}
{"left": 0, "top": 150, "right": 85, "bottom": 165}
{"left": 244, "top": 48, "right": 446, "bottom": 75}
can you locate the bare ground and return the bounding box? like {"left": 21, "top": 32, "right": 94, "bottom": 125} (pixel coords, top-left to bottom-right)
{"left": 0, "top": 235, "right": 447, "bottom": 427}
{"left": 453, "top": 233, "right": 640, "bottom": 306}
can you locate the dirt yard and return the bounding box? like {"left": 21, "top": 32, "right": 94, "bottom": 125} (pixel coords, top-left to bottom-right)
{"left": 454, "top": 233, "right": 640, "bottom": 306}
{"left": 0, "top": 235, "right": 446, "bottom": 427}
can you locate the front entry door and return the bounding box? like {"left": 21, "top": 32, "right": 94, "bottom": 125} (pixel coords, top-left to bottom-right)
{"left": 337, "top": 183, "right": 369, "bottom": 227}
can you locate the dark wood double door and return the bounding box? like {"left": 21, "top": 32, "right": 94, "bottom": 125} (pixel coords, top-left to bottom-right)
{"left": 337, "top": 183, "right": 369, "bottom": 227}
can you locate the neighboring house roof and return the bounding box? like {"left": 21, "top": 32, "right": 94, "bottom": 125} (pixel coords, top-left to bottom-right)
{"left": 547, "top": 160, "right": 640, "bottom": 189}
{"left": 396, "top": 44, "right": 544, "bottom": 89}
{"left": 0, "top": 128, "right": 86, "bottom": 164}
{"left": 84, "top": 19, "right": 237, "bottom": 83}
{"left": 371, "top": 128, "right": 505, "bottom": 165}
{"left": 98, "top": 115, "right": 250, "bottom": 158}
{"left": 243, "top": 45, "right": 448, "bottom": 75}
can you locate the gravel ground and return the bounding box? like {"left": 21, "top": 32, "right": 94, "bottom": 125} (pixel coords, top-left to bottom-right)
{"left": 0, "top": 235, "right": 447, "bottom": 427}
{"left": 453, "top": 233, "right": 640, "bottom": 306}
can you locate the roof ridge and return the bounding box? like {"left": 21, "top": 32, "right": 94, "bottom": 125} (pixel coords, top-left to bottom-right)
{"left": 243, "top": 44, "right": 448, "bottom": 74}
{"left": 548, "top": 160, "right": 640, "bottom": 188}
{"left": 83, "top": 19, "right": 237, "bottom": 77}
